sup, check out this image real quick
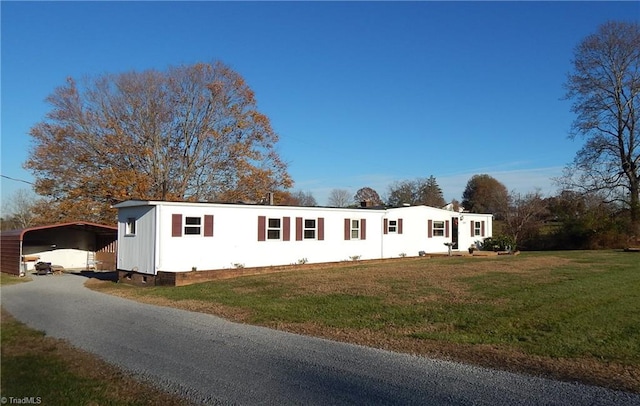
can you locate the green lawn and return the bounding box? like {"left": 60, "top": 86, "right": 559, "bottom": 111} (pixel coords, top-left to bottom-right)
{"left": 0, "top": 273, "right": 31, "bottom": 285}
{"left": 92, "top": 250, "right": 640, "bottom": 392}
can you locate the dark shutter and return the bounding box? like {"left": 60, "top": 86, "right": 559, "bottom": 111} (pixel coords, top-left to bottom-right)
{"left": 361, "top": 219, "right": 366, "bottom": 240}
{"left": 383, "top": 219, "right": 388, "bottom": 234}
{"left": 445, "top": 220, "right": 450, "bottom": 238}
{"left": 318, "top": 217, "right": 324, "bottom": 241}
{"left": 283, "top": 217, "right": 291, "bottom": 241}
{"left": 470, "top": 221, "right": 475, "bottom": 237}
{"left": 172, "top": 214, "right": 182, "bottom": 237}
{"left": 344, "top": 219, "right": 350, "bottom": 240}
{"left": 428, "top": 219, "right": 433, "bottom": 238}
{"left": 258, "top": 216, "right": 266, "bottom": 241}
{"left": 398, "top": 218, "right": 403, "bottom": 234}
{"left": 481, "top": 221, "right": 485, "bottom": 237}
{"left": 204, "top": 215, "right": 214, "bottom": 237}
{"left": 296, "top": 217, "right": 303, "bottom": 241}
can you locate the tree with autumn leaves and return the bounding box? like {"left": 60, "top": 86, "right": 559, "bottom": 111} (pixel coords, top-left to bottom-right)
{"left": 25, "top": 62, "right": 292, "bottom": 224}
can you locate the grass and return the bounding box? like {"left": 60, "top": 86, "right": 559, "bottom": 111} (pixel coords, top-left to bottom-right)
{"left": 91, "top": 250, "right": 640, "bottom": 393}
{"left": 0, "top": 310, "right": 191, "bottom": 405}
{"left": 0, "top": 273, "right": 31, "bottom": 285}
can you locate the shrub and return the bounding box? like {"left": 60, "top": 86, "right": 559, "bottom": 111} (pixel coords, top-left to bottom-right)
{"left": 481, "top": 235, "right": 516, "bottom": 251}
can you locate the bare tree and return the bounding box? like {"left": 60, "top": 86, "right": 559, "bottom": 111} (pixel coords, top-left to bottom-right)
{"left": 562, "top": 21, "right": 640, "bottom": 237}
{"left": 291, "top": 190, "right": 318, "bottom": 207}
{"left": 327, "top": 189, "right": 351, "bottom": 207}
{"left": 25, "top": 61, "right": 292, "bottom": 224}
{"left": 1, "top": 189, "right": 39, "bottom": 230}
{"left": 502, "top": 190, "right": 548, "bottom": 249}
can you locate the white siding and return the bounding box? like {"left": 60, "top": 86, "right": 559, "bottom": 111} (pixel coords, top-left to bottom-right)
{"left": 382, "top": 206, "right": 472, "bottom": 257}
{"left": 458, "top": 213, "right": 493, "bottom": 251}
{"left": 155, "top": 203, "right": 384, "bottom": 272}
{"left": 117, "top": 205, "right": 157, "bottom": 274}
{"left": 114, "top": 201, "right": 494, "bottom": 274}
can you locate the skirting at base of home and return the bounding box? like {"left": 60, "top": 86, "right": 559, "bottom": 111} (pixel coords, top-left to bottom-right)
{"left": 117, "top": 252, "right": 504, "bottom": 287}
{"left": 120, "top": 262, "right": 342, "bottom": 287}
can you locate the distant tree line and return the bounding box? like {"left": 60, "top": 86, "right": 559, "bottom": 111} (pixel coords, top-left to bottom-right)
{"left": 5, "top": 172, "right": 632, "bottom": 250}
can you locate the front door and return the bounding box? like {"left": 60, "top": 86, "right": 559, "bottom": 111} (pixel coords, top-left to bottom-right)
{"left": 451, "top": 217, "right": 459, "bottom": 249}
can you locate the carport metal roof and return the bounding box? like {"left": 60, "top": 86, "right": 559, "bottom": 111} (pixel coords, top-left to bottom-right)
{"left": 1, "top": 222, "right": 117, "bottom": 276}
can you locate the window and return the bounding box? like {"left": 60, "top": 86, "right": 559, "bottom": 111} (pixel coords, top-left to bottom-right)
{"left": 304, "top": 219, "right": 316, "bottom": 239}
{"left": 351, "top": 219, "right": 360, "bottom": 239}
{"left": 125, "top": 218, "right": 136, "bottom": 235}
{"left": 433, "top": 221, "right": 445, "bottom": 237}
{"left": 184, "top": 216, "right": 201, "bottom": 235}
{"left": 345, "top": 218, "right": 365, "bottom": 240}
{"left": 388, "top": 220, "right": 397, "bottom": 233}
{"left": 474, "top": 221, "right": 481, "bottom": 236}
{"left": 267, "top": 218, "right": 281, "bottom": 240}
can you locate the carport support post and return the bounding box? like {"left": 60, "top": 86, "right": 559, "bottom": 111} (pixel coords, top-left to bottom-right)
{"left": 19, "top": 239, "right": 25, "bottom": 277}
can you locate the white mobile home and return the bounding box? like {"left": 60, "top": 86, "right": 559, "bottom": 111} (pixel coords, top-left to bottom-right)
{"left": 113, "top": 200, "right": 492, "bottom": 284}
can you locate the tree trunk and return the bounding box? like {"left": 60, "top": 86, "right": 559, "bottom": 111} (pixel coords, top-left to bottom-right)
{"left": 630, "top": 181, "right": 640, "bottom": 243}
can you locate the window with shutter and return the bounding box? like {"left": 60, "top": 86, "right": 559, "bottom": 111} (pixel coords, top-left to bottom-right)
{"left": 433, "top": 221, "right": 445, "bottom": 237}
{"left": 388, "top": 220, "right": 397, "bottom": 233}
{"left": 184, "top": 217, "right": 202, "bottom": 235}
{"left": 267, "top": 218, "right": 281, "bottom": 240}
{"left": 351, "top": 219, "right": 360, "bottom": 239}
{"left": 304, "top": 219, "right": 316, "bottom": 239}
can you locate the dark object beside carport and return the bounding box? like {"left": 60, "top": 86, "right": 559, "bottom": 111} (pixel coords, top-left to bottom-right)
{"left": 35, "top": 262, "right": 52, "bottom": 275}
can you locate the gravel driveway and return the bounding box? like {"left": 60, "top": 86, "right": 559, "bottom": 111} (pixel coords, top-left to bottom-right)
{"left": 2, "top": 274, "right": 638, "bottom": 405}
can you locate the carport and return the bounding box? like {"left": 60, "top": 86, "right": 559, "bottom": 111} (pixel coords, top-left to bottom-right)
{"left": 0, "top": 222, "right": 117, "bottom": 276}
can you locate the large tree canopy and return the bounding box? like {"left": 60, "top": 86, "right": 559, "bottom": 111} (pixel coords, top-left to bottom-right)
{"left": 562, "top": 21, "right": 640, "bottom": 237}
{"left": 354, "top": 187, "right": 383, "bottom": 206}
{"left": 26, "top": 62, "right": 292, "bottom": 224}
{"left": 461, "top": 174, "right": 509, "bottom": 216}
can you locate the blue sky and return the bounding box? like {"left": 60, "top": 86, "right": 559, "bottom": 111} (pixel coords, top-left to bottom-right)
{"left": 2, "top": 1, "right": 639, "bottom": 207}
